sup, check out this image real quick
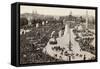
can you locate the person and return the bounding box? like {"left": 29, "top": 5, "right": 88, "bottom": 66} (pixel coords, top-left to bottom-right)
{"left": 58, "top": 27, "right": 65, "bottom": 38}
{"left": 49, "top": 31, "right": 58, "bottom": 44}
{"left": 51, "top": 31, "right": 56, "bottom": 38}
{"left": 59, "top": 56, "right": 62, "bottom": 60}
{"left": 36, "top": 23, "right": 39, "bottom": 28}
{"left": 83, "top": 54, "right": 86, "bottom": 60}
{"left": 54, "top": 54, "right": 57, "bottom": 57}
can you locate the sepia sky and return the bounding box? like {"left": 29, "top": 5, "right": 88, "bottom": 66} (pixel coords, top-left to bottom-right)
{"left": 20, "top": 5, "right": 95, "bottom": 16}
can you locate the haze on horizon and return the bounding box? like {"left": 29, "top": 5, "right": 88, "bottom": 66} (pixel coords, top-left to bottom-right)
{"left": 20, "top": 5, "right": 95, "bottom": 17}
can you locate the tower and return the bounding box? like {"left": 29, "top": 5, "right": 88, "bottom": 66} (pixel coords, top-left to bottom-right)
{"left": 69, "top": 11, "right": 72, "bottom": 51}
{"left": 86, "top": 10, "right": 88, "bottom": 29}
{"left": 27, "top": 16, "right": 32, "bottom": 26}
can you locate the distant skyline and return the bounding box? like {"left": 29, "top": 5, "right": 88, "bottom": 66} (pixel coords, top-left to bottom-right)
{"left": 20, "top": 5, "right": 95, "bottom": 17}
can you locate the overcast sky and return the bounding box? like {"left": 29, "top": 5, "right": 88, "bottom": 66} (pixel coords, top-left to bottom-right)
{"left": 20, "top": 5, "right": 95, "bottom": 17}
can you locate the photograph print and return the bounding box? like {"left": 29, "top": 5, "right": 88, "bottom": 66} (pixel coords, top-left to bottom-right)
{"left": 20, "top": 4, "right": 97, "bottom": 65}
